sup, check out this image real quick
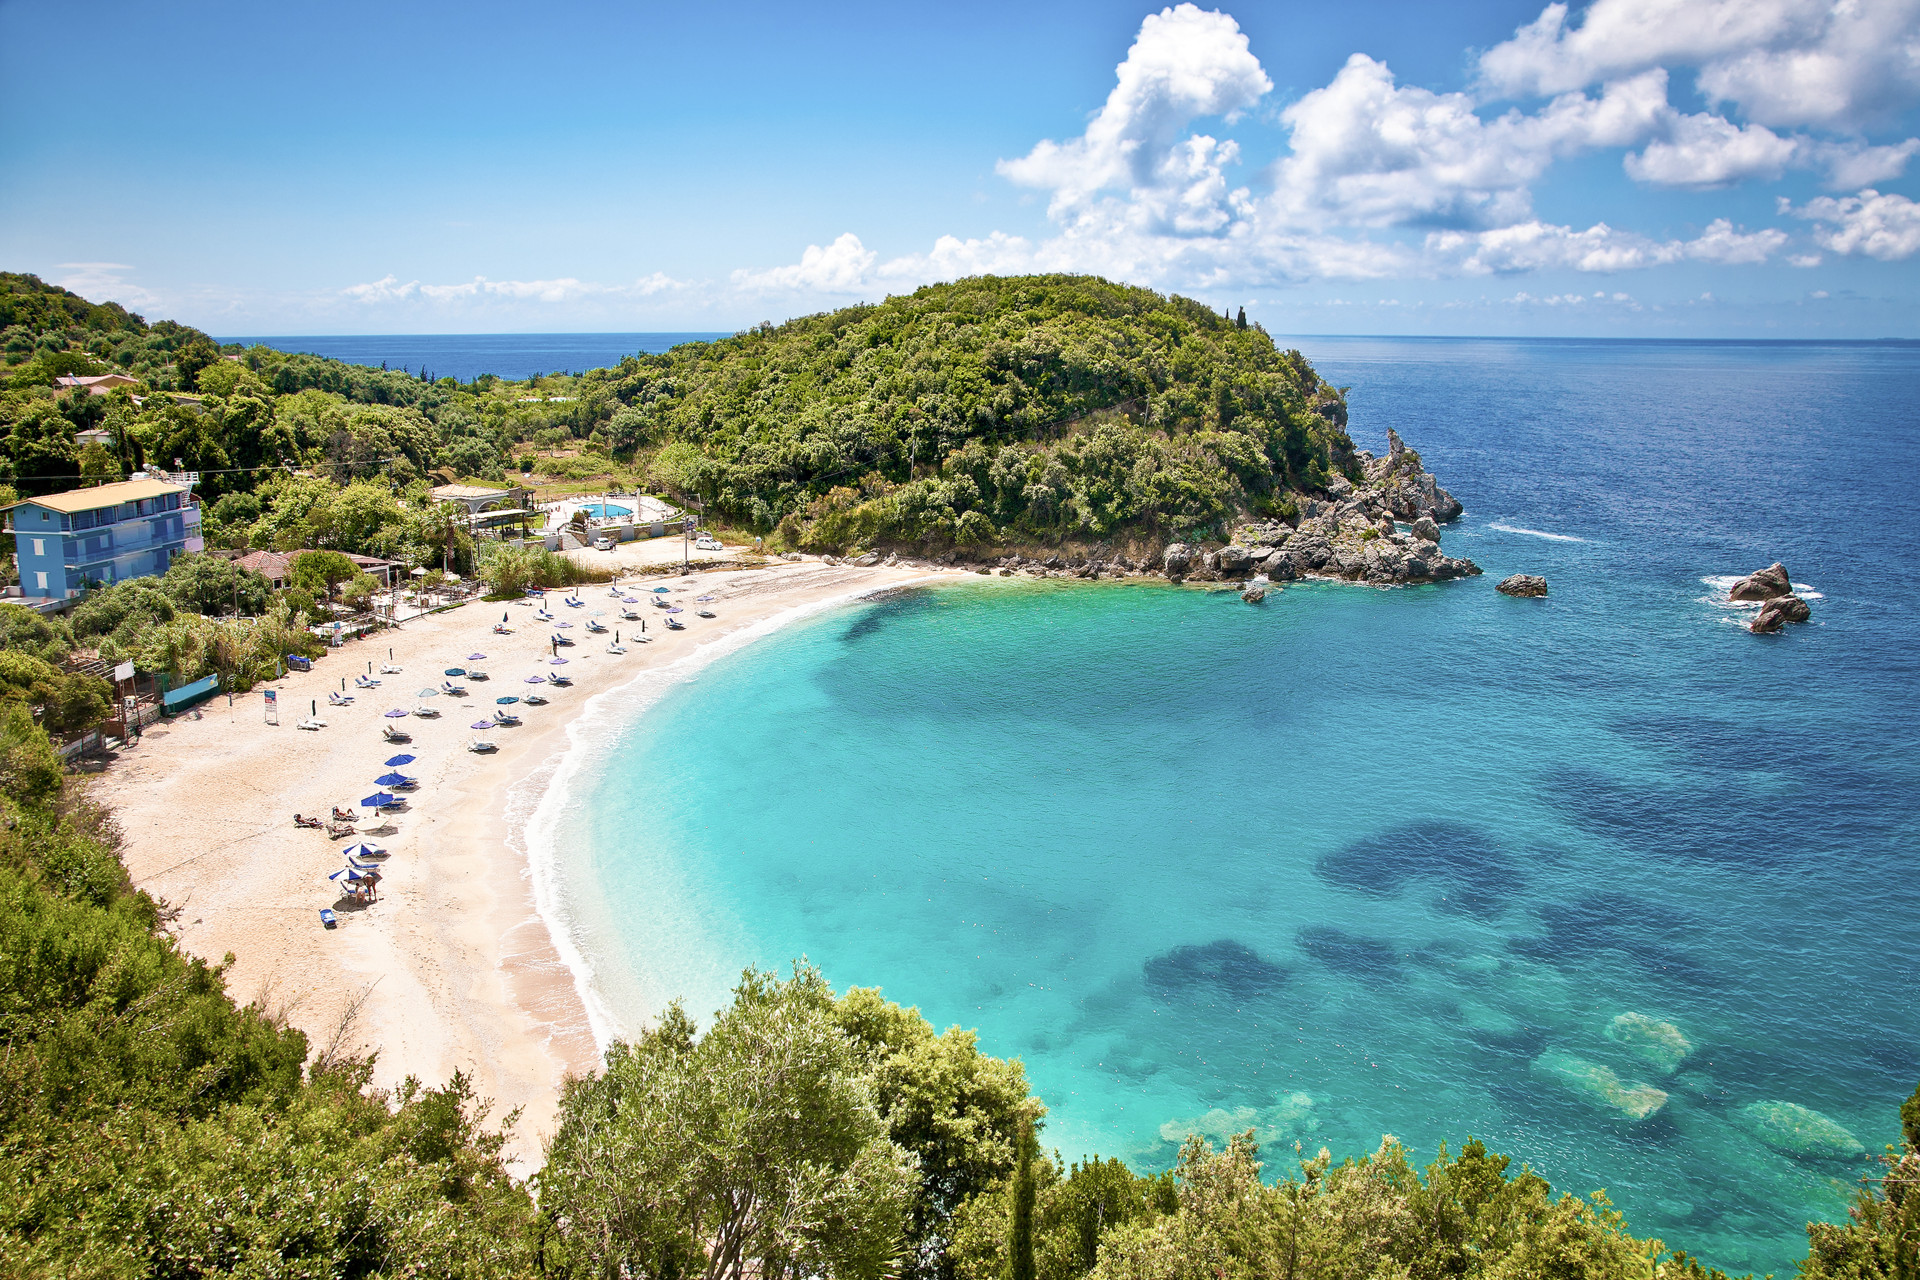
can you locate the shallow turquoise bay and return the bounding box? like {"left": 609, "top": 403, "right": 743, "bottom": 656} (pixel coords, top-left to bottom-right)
{"left": 541, "top": 339, "right": 1920, "bottom": 1276}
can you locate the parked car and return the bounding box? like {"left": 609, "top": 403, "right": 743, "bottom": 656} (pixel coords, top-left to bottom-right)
{"left": 594, "top": 537, "right": 614, "bottom": 551}
{"left": 695, "top": 536, "right": 723, "bottom": 551}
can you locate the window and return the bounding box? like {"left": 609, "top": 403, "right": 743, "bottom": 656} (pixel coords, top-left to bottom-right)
{"left": 30, "top": 538, "right": 42, "bottom": 557}
{"left": 34, "top": 571, "right": 46, "bottom": 591}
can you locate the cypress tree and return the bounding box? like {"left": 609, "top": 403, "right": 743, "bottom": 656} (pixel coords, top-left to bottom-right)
{"left": 1010, "top": 1118, "right": 1036, "bottom": 1280}
{"left": 1236, "top": 306, "right": 1248, "bottom": 329}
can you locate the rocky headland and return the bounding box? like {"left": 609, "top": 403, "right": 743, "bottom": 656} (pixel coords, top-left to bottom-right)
{"left": 835, "top": 429, "right": 1481, "bottom": 590}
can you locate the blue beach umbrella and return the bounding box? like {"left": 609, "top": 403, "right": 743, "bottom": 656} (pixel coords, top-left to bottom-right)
{"left": 470, "top": 720, "right": 494, "bottom": 729}
{"left": 362, "top": 792, "right": 398, "bottom": 809}
{"left": 523, "top": 674, "right": 546, "bottom": 683}
{"left": 555, "top": 621, "right": 573, "bottom": 628}
{"left": 496, "top": 696, "right": 520, "bottom": 705}
{"left": 342, "top": 841, "right": 385, "bottom": 860}
{"left": 652, "top": 586, "right": 670, "bottom": 593}
{"left": 383, "top": 708, "right": 410, "bottom": 718}
{"left": 549, "top": 657, "right": 568, "bottom": 665}
{"left": 384, "top": 754, "right": 416, "bottom": 766}
{"left": 374, "top": 772, "right": 414, "bottom": 787}
{"left": 469, "top": 652, "right": 487, "bottom": 660}
{"left": 444, "top": 667, "right": 466, "bottom": 676}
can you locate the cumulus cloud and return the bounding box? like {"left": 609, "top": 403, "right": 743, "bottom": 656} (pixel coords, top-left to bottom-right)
{"left": 1479, "top": 0, "right": 1920, "bottom": 131}
{"left": 999, "top": 1, "right": 1270, "bottom": 230}
{"left": 729, "top": 233, "right": 878, "bottom": 293}
{"left": 1784, "top": 187, "right": 1920, "bottom": 257}
{"left": 1429, "top": 217, "right": 1785, "bottom": 273}
{"left": 53, "top": 262, "right": 162, "bottom": 311}
{"left": 1272, "top": 57, "right": 1666, "bottom": 227}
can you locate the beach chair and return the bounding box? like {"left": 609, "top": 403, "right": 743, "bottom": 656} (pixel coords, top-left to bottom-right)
{"left": 467, "top": 668, "right": 489, "bottom": 681}
{"left": 297, "top": 717, "right": 326, "bottom": 731}
{"left": 320, "top": 907, "right": 337, "bottom": 928}
{"left": 607, "top": 643, "right": 627, "bottom": 655}
{"left": 492, "top": 709, "right": 521, "bottom": 726}
{"left": 551, "top": 634, "right": 574, "bottom": 647}
{"left": 294, "top": 814, "right": 323, "bottom": 829}
{"left": 467, "top": 737, "right": 497, "bottom": 753}
{"left": 328, "top": 690, "right": 354, "bottom": 706}
{"left": 382, "top": 725, "right": 411, "bottom": 743}
{"left": 412, "top": 704, "right": 439, "bottom": 718}
{"left": 441, "top": 681, "right": 466, "bottom": 696}
{"left": 327, "top": 821, "right": 356, "bottom": 839}
{"left": 620, "top": 607, "right": 641, "bottom": 620}
{"left": 354, "top": 675, "right": 380, "bottom": 688}
{"left": 565, "top": 597, "right": 585, "bottom": 608}
{"left": 380, "top": 663, "right": 402, "bottom": 674}
{"left": 494, "top": 624, "right": 514, "bottom": 634}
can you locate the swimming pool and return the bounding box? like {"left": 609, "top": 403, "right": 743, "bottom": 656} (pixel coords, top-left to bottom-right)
{"left": 577, "top": 502, "right": 632, "bottom": 519}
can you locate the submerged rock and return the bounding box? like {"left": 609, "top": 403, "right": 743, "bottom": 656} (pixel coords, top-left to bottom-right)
{"left": 1605, "top": 1012, "right": 1691, "bottom": 1074}
{"left": 1751, "top": 594, "right": 1811, "bottom": 633}
{"left": 1498, "top": 574, "right": 1549, "bottom": 597}
{"left": 1159, "top": 1092, "right": 1318, "bottom": 1147}
{"left": 1728, "top": 562, "right": 1793, "bottom": 601}
{"left": 1241, "top": 584, "right": 1267, "bottom": 604}
{"left": 1739, "top": 1101, "right": 1865, "bottom": 1159}
{"left": 1532, "top": 1049, "right": 1669, "bottom": 1119}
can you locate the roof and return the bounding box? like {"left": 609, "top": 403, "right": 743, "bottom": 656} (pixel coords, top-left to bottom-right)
{"left": 54, "top": 373, "right": 138, "bottom": 388}
{"left": 12, "top": 477, "right": 188, "bottom": 515}
{"left": 234, "top": 550, "right": 293, "bottom": 580}
{"left": 429, "top": 483, "right": 517, "bottom": 501}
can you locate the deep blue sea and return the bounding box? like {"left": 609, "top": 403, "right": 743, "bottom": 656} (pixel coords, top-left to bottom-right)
{"left": 217, "top": 332, "right": 729, "bottom": 382}
{"left": 523, "top": 336, "right": 1918, "bottom": 1277}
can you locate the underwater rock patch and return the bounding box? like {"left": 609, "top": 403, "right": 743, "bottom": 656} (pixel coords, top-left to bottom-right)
{"left": 1738, "top": 1101, "right": 1865, "bottom": 1159}
{"left": 1314, "top": 821, "right": 1520, "bottom": 918}
{"left": 1143, "top": 939, "right": 1289, "bottom": 1002}
{"left": 1605, "top": 1012, "right": 1692, "bottom": 1074}
{"left": 1532, "top": 1049, "right": 1669, "bottom": 1120}
{"left": 1296, "top": 926, "right": 1400, "bottom": 982}
{"left": 1158, "top": 1092, "right": 1318, "bottom": 1147}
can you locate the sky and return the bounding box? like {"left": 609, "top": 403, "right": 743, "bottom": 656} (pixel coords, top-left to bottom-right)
{"left": 4, "top": 0, "right": 1920, "bottom": 337}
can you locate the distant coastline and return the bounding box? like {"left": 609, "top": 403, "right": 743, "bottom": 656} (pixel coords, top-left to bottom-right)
{"left": 216, "top": 331, "right": 732, "bottom": 382}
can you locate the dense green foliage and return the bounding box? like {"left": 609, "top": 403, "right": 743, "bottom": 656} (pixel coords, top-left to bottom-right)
{"left": 1799, "top": 1082, "right": 1920, "bottom": 1280}
{"left": 599, "top": 276, "right": 1355, "bottom": 550}
{"left": 0, "top": 714, "right": 541, "bottom": 1275}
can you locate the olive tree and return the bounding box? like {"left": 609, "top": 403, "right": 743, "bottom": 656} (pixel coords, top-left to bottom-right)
{"left": 539, "top": 963, "right": 918, "bottom": 1280}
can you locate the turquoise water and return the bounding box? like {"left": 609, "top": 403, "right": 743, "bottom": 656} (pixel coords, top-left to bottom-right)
{"left": 577, "top": 502, "right": 633, "bottom": 519}
{"left": 539, "top": 339, "right": 1920, "bottom": 1276}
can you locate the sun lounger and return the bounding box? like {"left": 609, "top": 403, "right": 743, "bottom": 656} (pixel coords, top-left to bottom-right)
{"left": 412, "top": 704, "right": 439, "bottom": 718}
{"left": 328, "top": 691, "right": 354, "bottom": 706}
{"left": 494, "top": 624, "right": 513, "bottom": 634}
{"left": 467, "top": 738, "right": 497, "bottom": 753}
{"left": 382, "top": 725, "right": 411, "bottom": 743}
{"left": 467, "top": 668, "right": 489, "bottom": 681}
{"left": 297, "top": 717, "right": 326, "bottom": 731}
{"left": 441, "top": 681, "right": 466, "bottom": 695}
{"left": 327, "top": 821, "right": 356, "bottom": 839}
{"left": 380, "top": 663, "right": 402, "bottom": 674}
{"left": 320, "top": 907, "right": 337, "bottom": 928}
{"left": 294, "top": 814, "right": 323, "bottom": 828}
{"left": 565, "top": 598, "right": 584, "bottom": 608}
{"left": 354, "top": 675, "right": 380, "bottom": 688}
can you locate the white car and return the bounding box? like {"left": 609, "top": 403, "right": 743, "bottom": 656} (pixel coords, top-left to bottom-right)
{"left": 694, "top": 536, "right": 723, "bottom": 551}
{"left": 594, "top": 537, "right": 614, "bottom": 551}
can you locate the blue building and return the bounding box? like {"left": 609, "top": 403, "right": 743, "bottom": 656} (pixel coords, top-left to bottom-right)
{"left": 5, "top": 476, "right": 203, "bottom": 608}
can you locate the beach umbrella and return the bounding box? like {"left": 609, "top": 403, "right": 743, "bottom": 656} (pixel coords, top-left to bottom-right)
{"left": 470, "top": 720, "right": 495, "bottom": 729}
{"left": 549, "top": 657, "right": 569, "bottom": 665}
{"left": 667, "top": 606, "right": 683, "bottom": 614}
{"left": 416, "top": 687, "right": 438, "bottom": 698}
{"left": 496, "top": 696, "right": 519, "bottom": 705}
{"left": 590, "top": 609, "right": 606, "bottom": 616}
{"left": 555, "top": 621, "right": 573, "bottom": 628}
{"left": 362, "top": 792, "right": 398, "bottom": 809}
{"left": 523, "top": 674, "right": 546, "bottom": 683}
{"left": 469, "top": 652, "right": 487, "bottom": 660}
{"left": 652, "top": 586, "right": 670, "bottom": 593}
{"left": 343, "top": 841, "right": 386, "bottom": 859}
{"left": 696, "top": 595, "right": 715, "bottom": 602}
{"left": 444, "top": 667, "right": 466, "bottom": 676}
{"left": 384, "top": 754, "right": 416, "bottom": 766}
{"left": 375, "top": 772, "right": 413, "bottom": 786}
{"left": 384, "top": 708, "right": 409, "bottom": 718}
{"left": 622, "top": 596, "right": 638, "bottom": 603}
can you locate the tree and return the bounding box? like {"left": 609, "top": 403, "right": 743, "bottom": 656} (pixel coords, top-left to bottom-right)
{"left": 0, "top": 601, "right": 74, "bottom": 662}
{"left": 0, "top": 699, "right": 62, "bottom": 803}
{"left": 0, "top": 650, "right": 110, "bottom": 735}
{"left": 159, "top": 553, "right": 273, "bottom": 616}
{"left": 174, "top": 336, "right": 219, "bottom": 389}
{"left": 1800, "top": 1079, "right": 1920, "bottom": 1280}
{"left": 540, "top": 963, "right": 918, "bottom": 1280}
{"left": 291, "top": 549, "right": 358, "bottom": 603}
{"left": 1235, "top": 307, "right": 1247, "bottom": 330}
{"left": 1011, "top": 1120, "right": 1036, "bottom": 1280}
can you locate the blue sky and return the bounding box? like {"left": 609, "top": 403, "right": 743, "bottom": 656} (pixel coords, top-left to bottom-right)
{"left": 4, "top": 0, "right": 1919, "bottom": 336}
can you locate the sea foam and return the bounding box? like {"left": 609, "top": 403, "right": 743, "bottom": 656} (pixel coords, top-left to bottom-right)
{"left": 1489, "top": 522, "right": 1586, "bottom": 542}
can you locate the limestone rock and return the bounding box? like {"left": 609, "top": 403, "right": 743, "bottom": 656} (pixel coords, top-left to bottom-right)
{"left": 1216, "top": 544, "right": 1254, "bottom": 575}
{"left": 1739, "top": 1101, "right": 1864, "bottom": 1159}
{"left": 1729, "top": 562, "right": 1792, "bottom": 601}
{"left": 1532, "top": 1050, "right": 1669, "bottom": 1119}
{"left": 1163, "top": 543, "right": 1192, "bottom": 576}
{"left": 1411, "top": 515, "right": 1440, "bottom": 542}
{"left": 1750, "top": 594, "right": 1811, "bottom": 633}
{"left": 1241, "top": 584, "right": 1266, "bottom": 604}
{"left": 1498, "top": 574, "right": 1549, "bottom": 597}
{"left": 1605, "top": 1012, "right": 1691, "bottom": 1073}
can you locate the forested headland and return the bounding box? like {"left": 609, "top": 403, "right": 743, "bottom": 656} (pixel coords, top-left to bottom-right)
{"left": 2, "top": 271, "right": 1357, "bottom": 561}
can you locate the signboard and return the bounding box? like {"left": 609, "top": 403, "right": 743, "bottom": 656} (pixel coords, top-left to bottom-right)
{"left": 263, "top": 688, "right": 278, "bottom": 726}
{"left": 112, "top": 660, "right": 134, "bottom": 683}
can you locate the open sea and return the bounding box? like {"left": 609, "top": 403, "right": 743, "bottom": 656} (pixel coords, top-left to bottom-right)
{"left": 508, "top": 335, "right": 1920, "bottom": 1277}
{"left": 217, "top": 332, "right": 730, "bottom": 382}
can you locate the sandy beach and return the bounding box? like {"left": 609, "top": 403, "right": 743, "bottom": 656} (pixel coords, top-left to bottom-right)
{"left": 106, "top": 556, "right": 957, "bottom": 1168}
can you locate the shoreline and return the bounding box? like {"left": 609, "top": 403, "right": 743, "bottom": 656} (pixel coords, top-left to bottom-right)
{"left": 105, "top": 558, "right": 964, "bottom": 1169}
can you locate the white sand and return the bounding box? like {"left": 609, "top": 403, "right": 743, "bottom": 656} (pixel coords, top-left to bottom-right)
{"left": 106, "top": 558, "right": 958, "bottom": 1168}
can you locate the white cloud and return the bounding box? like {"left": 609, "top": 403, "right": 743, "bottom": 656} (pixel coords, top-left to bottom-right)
{"left": 999, "top": 1, "right": 1270, "bottom": 230}
{"left": 729, "top": 233, "right": 878, "bottom": 293}
{"left": 1784, "top": 187, "right": 1920, "bottom": 257}
{"left": 1431, "top": 216, "right": 1785, "bottom": 273}
{"left": 52, "top": 262, "right": 162, "bottom": 311}
{"left": 1272, "top": 58, "right": 1667, "bottom": 228}
{"left": 1624, "top": 112, "right": 1800, "bottom": 185}
{"left": 1480, "top": 0, "right": 1920, "bottom": 131}
{"left": 1684, "top": 217, "right": 1791, "bottom": 262}
{"left": 344, "top": 272, "right": 691, "bottom": 305}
